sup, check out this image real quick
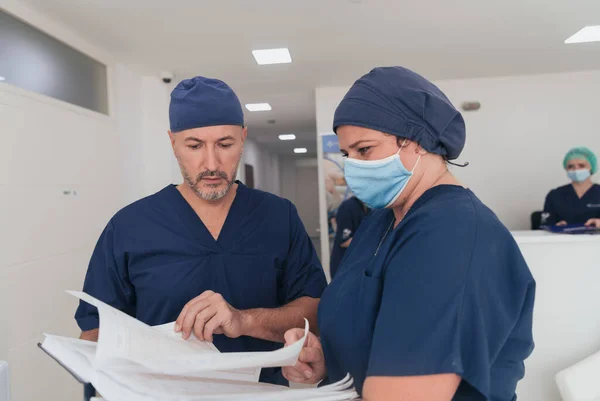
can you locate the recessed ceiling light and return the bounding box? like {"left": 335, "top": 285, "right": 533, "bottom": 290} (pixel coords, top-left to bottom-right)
{"left": 279, "top": 134, "right": 296, "bottom": 141}
{"left": 0, "top": 76, "right": 5, "bottom": 81}
{"left": 252, "top": 48, "right": 292, "bottom": 65}
{"left": 294, "top": 148, "right": 307, "bottom": 154}
{"left": 565, "top": 26, "right": 600, "bottom": 44}
{"left": 245, "top": 103, "right": 272, "bottom": 112}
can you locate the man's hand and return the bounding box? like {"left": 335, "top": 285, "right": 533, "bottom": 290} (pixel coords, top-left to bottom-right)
{"left": 282, "top": 328, "right": 326, "bottom": 384}
{"left": 556, "top": 221, "right": 568, "bottom": 226}
{"left": 175, "top": 291, "right": 247, "bottom": 342}
{"left": 80, "top": 329, "right": 99, "bottom": 342}
{"left": 585, "top": 218, "right": 600, "bottom": 228}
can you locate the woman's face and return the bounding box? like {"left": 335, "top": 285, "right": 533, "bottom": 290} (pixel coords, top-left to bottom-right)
{"left": 337, "top": 125, "right": 421, "bottom": 170}
{"left": 565, "top": 158, "right": 591, "bottom": 172}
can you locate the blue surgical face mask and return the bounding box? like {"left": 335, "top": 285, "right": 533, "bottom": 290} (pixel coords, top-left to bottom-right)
{"left": 344, "top": 144, "right": 420, "bottom": 209}
{"left": 568, "top": 169, "right": 591, "bottom": 183}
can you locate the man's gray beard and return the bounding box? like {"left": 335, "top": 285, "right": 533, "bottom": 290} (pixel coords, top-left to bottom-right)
{"left": 180, "top": 159, "right": 240, "bottom": 202}
{"left": 192, "top": 173, "right": 236, "bottom": 201}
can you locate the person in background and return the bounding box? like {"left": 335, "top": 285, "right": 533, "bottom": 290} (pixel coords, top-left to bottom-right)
{"left": 329, "top": 196, "right": 369, "bottom": 279}
{"left": 282, "top": 66, "right": 535, "bottom": 401}
{"left": 325, "top": 175, "right": 343, "bottom": 238}
{"left": 75, "top": 76, "right": 327, "bottom": 385}
{"left": 543, "top": 147, "right": 600, "bottom": 228}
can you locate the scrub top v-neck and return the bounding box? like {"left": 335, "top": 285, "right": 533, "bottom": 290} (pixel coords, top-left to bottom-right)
{"left": 169, "top": 182, "right": 249, "bottom": 249}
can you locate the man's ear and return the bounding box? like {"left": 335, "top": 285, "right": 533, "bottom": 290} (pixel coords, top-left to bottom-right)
{"left": 241, "top": 126, "right": 248, "bottom": 143}
{"left": 168, "top": 130, "right": 176, "bottom": 149}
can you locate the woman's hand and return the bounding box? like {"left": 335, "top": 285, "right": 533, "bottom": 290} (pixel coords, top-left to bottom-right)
{"left": 556, "top": 221, "right": 567, "bottom": 226}
{"left": 585, "top": 218, "right": 600, "bottom": 228}
{"left": 282, "top": 328, "right": 327, "bottom": 384}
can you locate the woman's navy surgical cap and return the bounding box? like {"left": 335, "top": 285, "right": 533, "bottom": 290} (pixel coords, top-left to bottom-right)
{"left": 333, "top": 66, "right": 466, "bottom": 160}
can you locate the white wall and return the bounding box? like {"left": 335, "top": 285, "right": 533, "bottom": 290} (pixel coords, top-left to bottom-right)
{"left": 0, "top": 2, "right": 124, "bottom": 400}
{"left": 0, "top": 2, "right": 182, "bottom": 400}
{"left": 438, "top": 71, "right": 600, "bottom": 230}
{"left": 243, "top": 139, "right": 281, "bottom": 196}
{"left": 115, "top": 65, "right": 180, "bottom": 204}
{"left": 114, "top": 63, "right": 146, "bottom": 203}
{"left": 0, "top": 76, "right": 121, "bottom": 401}
{"left": 315, "top": 70, "right": 600, "bottom": 232}
{"left": 512, "top": 233, "right": 600, "bottom": 401}
{"left": 140, "top": 76, "right": 182, "bottom": 194}
{"left": 0, "top": 66, "right": 177, "bottom": 401}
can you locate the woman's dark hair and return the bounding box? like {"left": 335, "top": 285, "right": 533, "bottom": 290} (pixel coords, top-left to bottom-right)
{"left": 393, "top": 135, "right": 469, "bottom": 167}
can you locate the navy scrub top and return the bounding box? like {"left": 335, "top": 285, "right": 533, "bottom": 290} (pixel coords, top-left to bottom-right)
{"left": 543, "top": 184, "right": 600, "bottom": 225}
{"left": 75, "top": 182, "right": 327, "bottom": 385}
{"left": 330, "top": 197, "right": 369, "bottom": 279}
{"left": 318, "top": 185, "right": 535, "bottom": 400}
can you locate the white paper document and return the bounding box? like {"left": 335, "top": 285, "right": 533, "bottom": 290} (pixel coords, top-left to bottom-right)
{"left": 40, "top": 291, "right": 359, "bottom": 401}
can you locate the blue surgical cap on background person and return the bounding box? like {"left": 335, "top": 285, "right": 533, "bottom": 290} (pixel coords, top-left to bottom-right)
{"left": 169, "top": 76, "right": 244, "bottom": 133}
{"left": 333, "top": 66, "right": 466, "bottom": 160}
{"left": 563, "top": 147, "right": 597, "bottom": 175}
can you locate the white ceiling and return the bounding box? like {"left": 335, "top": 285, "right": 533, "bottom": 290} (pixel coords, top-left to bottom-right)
{"left": 19, "top": 0, "right": 600, "bottom": 157}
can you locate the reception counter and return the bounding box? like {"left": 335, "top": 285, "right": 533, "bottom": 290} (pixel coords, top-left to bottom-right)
{"left": 512, "top": 231, "right": 600, "bottom": 401}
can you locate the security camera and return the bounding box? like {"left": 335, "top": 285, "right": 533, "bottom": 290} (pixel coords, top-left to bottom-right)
{"left": 160, "top": 71, "right": 174, "bottom": 84}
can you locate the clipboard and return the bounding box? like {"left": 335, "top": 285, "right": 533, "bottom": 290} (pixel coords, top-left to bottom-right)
{"left": 541, "top": 224, "right": 600, "bottom": 235}
{"left": 37, "top": 343, "right": 96, "bottom": 401}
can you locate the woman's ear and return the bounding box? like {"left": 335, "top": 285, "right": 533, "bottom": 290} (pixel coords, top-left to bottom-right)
{"left": 415, "top": 143, "right": 428, "bottom": 155}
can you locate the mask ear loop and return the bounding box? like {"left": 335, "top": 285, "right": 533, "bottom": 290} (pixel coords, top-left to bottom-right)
{"left": 383, "top": 140, "right": 420, "bottom": 209}
{"left": 394, "top": 139, "right": 408, "bottom": 156}
{"left": 400, "top": 139, "right": 421, "bottom": 173}
{"left": 411, "top": 153, "right": 422, "bottom": 173}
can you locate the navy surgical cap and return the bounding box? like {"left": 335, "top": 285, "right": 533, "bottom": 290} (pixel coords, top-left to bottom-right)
{"left": 333, "top": 66, "right": 466, "bottom": 160}
{"left": 169, "top": 76, "right": 244, "bottom": 133}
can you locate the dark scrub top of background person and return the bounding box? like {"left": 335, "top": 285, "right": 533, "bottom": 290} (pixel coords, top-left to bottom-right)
{"left": 319, "top": 185, "right": 536, "bottom": 400}
{"left": 329, "top": 196, "right": 369, "bottom": 279}
{"left": 75, "top": 182, "right": 327, "bottom": 384}
{"left": 543, "top": 184, "right": 600, "bottom": 225}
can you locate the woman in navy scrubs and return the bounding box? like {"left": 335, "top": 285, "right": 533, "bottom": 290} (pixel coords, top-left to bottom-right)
{"left": 543, "top": 147, "right": 600, "bottom": 227}
{"left": 282, "top": 67, "right": 536, "bottom": 401}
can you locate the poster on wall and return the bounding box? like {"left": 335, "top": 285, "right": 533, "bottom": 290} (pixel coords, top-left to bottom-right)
{"left": 321, "top": 133, "right": 353, "bottom": 250}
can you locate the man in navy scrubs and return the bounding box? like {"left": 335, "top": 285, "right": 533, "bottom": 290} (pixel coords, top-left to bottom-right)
{"left": 75, "top": 76, "right": 327, "bottom": 384}
{"left": 329, "top": 196, "right": 369, "bottom": 279}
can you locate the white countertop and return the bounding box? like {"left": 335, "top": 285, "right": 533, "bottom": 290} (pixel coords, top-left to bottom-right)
{"left": 511, "top": 230, "right": 600, "bottom": 244}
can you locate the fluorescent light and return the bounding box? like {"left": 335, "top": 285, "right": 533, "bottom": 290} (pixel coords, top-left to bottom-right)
{"left": 245, "top": 103, "right": 272, "bottom": 112}
{"left": 294, "top": 148, "right": 307, "bottom": 154}
{"left": 252, "top": 48, "right": 292, "bottom": 65}
{"left": 279, "top": 134, "right": 296, "bottom": 141}
{"left": 0, "top": 76, "right": 5, "bottom": 82}
{"left": 565, "top": 26, "right": 600, "bottom": 44}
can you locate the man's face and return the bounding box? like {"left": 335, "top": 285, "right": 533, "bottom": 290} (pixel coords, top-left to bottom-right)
{"left": 170, "top": 125, "right": 246, "bottom": 201}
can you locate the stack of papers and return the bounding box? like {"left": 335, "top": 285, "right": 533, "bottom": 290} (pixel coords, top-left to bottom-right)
{"left": 40, "top": 291, "right": 358, "bottom": 401}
